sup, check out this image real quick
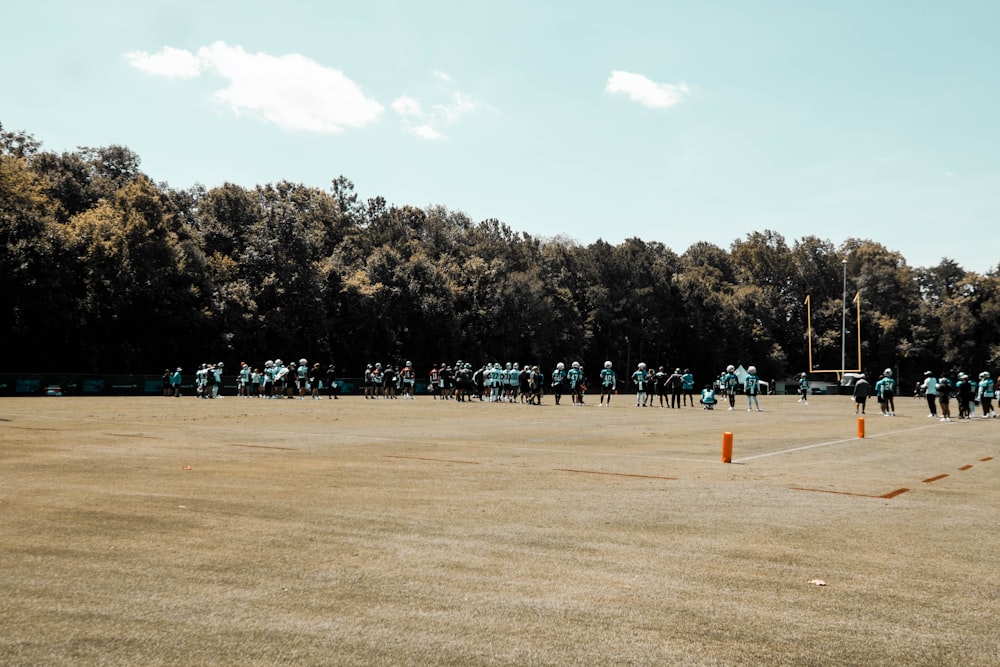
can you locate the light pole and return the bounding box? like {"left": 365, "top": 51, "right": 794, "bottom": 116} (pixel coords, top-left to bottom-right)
{"left": 841, "top": 259, "right": 847, "bottom": 377}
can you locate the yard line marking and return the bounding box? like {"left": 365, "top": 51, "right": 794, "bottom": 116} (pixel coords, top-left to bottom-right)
{"left": 555, "top": 468, "right": 677, "bottom": 481}
{"left": 791, "top": 486, "right": 910, "bottom": 499}
{"left": 384, "top": 455, "right": 479, "bottom": 465}
{"left": 733, "top": 423, "right": 941, "bottom": 462}
{"left": 922, "top": 474, "right": 949, "bottom": 483}
{"left": 231, "top": 444, "right": 299, "bottom": 451}
{"left": 958, "top": 464, "right": 973, "bottom": 471}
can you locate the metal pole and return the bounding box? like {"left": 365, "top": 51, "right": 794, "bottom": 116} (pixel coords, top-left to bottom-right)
{"left": 841, "top": 260, "right": 847, "bottom": 376}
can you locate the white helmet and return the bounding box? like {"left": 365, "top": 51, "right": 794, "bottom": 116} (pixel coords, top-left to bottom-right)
{"left": 275, "top": 358, "right": 283, "bottom": 366}
{"left": 726, "top": 365, "right": 735, "bottom": 372}
{"left": 981, "top": 371, "right": 990, "bottom": 379}
{"left": 884, "top": 368, "right": 893, "bottom": 377}
{"left": 604, "top": 361, "right": 612, "bottom": 368}
{"left": 748, "top": 366, "right": 757, "bottom": 374}
{"left": 557, "top": 362, "right": 565, "bottom": 370}
{"left": 572, "top": 361, "right": 580, "bottom": 368}
{"left": 638, "top": 362, "right": 646, "bottom": 369}
{"left": 299, "top": 358, "right": 307, "bottom": 365}
{"left": 801, "top": 372, "right": 807, "bottom": 378}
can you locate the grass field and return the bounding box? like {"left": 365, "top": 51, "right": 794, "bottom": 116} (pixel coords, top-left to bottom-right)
{"left": 1, "top": 394, "right": 997, "bottom": 666}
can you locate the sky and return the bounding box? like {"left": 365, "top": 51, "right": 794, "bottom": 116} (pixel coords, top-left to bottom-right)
{"left": 3, "top": 0, "right": 998, "bottom": 273}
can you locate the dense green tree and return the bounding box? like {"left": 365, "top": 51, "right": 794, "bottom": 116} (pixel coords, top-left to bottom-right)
{"left": 841, "top": 239, "right": 919, "bottom": 378}
{"left": 62, "top": 176, "right": 200, "bottom": 370}
{"left": 3, "top": 121, "right": 998, "bottom": 385}
{"left": 0, "top": 154, "right": 78, "bottom": 369}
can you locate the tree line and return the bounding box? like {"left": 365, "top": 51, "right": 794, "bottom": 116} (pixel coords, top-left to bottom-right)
{"left": 2, "top": 121, "right": 998, "bottom": 386}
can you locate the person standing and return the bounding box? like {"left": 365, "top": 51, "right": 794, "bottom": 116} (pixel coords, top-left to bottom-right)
{"left": 212, "top": 362, "right": 224, "bottom": 398}
{"left": 881, "top": 368, "right": 896, "bottom": 416}
{"left": 936, "top": 376, "right": 953, "bottom": 422}
{"left": 853, "top": 374, "right": 870, "bottom": 414}
{"left": 551, "top": 362, "right": 567, "bottom": 406}
{"left": 632, "top": 363, "right": 649, "bottom": 407}
{"left": 170, "top": 367, "right": 182, "bottom": 397}
{"left": 681, "top": 369, "right": 695, "bottom": 407}
{"left": 978, "top": 371, "right": 996, "bottom": 418}
{"left": 599, "top": 361, "right": 617, "bottom": 407}
{"left": 530, "top": 365, "right": 545, "bottom": 405}
{"left": 292, "top": 359, "right": 307, "bottom": 399}
{"left": 308, "top": 362, "right": 324, "bottom": 400}
{"left": 954, "top": 373, "right": 972, "bottom": 419}
{"left": 518, "top": 364, "right": 532, "bottom": 404}
{"left": 567, "top": 361, "right": 584, "bottom": 406}
{"left": 653, "top": 366, "right": 668, "bottom": 407}
{"left": 401, "top": 361, "right": 416, "bottom": 399}
{"left": 326, "top": 363, "right": 340, "bottom": 399}
{"left": 262, "top": 361, "right": 275, "bottom": 399}
{"left": 745, "top": 365, "right": 762, "bottom": 412}
{"left": 921, "top": 371, "right": 938, "bottom": 417}
{"left": 797, "top": 372, "right": 809, "bottom": 404}
{"left": 722, "top": 365, "right": 739, "bottom": 411}
{"left": 667, "top": 368, "right": 684, "bottom": 408}
{"left": 382, "top": 364, "right": 397, "bottom": 399}
{"left": 238, "top": 362, "right": 251, "bottom": 398}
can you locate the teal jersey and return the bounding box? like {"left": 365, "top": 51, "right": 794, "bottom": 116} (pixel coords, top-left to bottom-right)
{"left": 980, "top": 378, "right": 995, "bottom": 398}
{"left": 600, "top": 368, "right": 617, "bottom": 387}
{"left": 722, "top": 372, "right": 738, "bottom": 394}
{"left": 745, "top": 374, "right": 760, "bottom": 396}
{"left": 567, "top": 367, "right": 583, "bottom": 387}
{"left": 682, "top": 373, "right": 694, "bottom": 390}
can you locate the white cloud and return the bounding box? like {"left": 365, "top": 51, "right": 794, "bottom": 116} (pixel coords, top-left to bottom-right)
{"left": 391, "top": 95, "right": 423, "bottom": 118}
{"left": 126, "top": 41, "right": 384, "bottom": 133}
{"left": 393, "top": 73, "right": 487, "bottom": 140}
{"left": 605, "top": 70, "right": 690, "bottom": 109}
{"left": 411, "top": 124, "right": 443, "bottom": 140}
{"left": 432, "top": 92, "right": 479, "bottom": 123}
{"left": 125, "top": 46, "right": 203, "bottom": 79}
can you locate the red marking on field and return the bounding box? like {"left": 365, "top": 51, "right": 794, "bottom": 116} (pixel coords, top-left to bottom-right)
{"left": 791, "top": 487, "right": 909, "bottom": 499}
{"left": 231, "top": 444, "right": 299, "bottom": 451}
{"left": 922, "top": 474, "right": 949, "bottom": 483}
{"left": 384, "top": 455, "right": 479, "bottom": 465}
{"left": 556, "top": 468, "right": 677, "bottom": 481}
{"left": 958, "top": 465, "right": 973, "bottom": 471}
{"left": 980, "top": 457, "right": 993, "bottom": 462}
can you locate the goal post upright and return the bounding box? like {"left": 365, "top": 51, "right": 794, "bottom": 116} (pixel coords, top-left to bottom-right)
{"left": 805, "top": 292, "right": 862, "bottom": 378}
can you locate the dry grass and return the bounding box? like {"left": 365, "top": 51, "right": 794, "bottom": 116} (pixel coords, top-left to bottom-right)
{"left": 1, "top": 395, "right": 997, "bottom": 666}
